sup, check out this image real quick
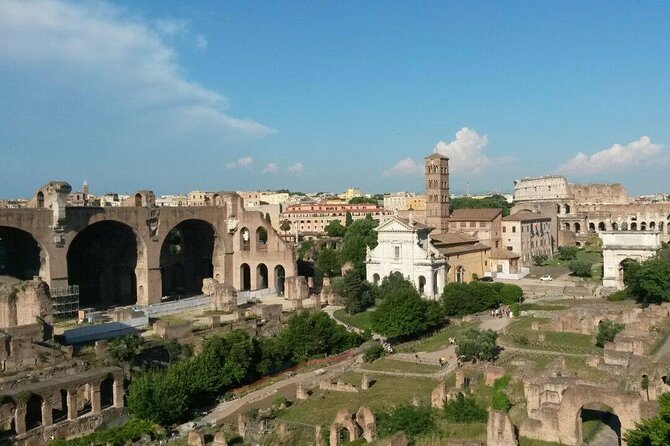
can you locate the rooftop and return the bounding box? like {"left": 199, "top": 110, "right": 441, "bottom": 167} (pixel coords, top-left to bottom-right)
{"left": 503, "top": 211, "right": 551, "bottom": 222}
{"left": 449, "top": 208, "right": 503, "bottom": 222}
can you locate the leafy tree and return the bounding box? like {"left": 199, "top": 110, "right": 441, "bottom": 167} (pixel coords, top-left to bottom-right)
{"left": 363, "top": 344, "right": 385, "bottom": 363}
{"left": 297, "top": 240, "right": 314, "bottom": 260}
{"left": 569, "top": 259, "right": 592, "bottom": 277}
{"left": 371, "top": 288, "right": 443, "bottom": 340}
{"left": 624, "top": 393, "right": 670, "bottom": 446}
{"left": 340, "top": 271, "right": 374, "bottom": 314}
{"left": 348, "top": 196, "right": 378, "bottom": 204}
{"left": 127, "top": 369, "right": 189, "bottom": 425}
{"left": 585, "top": 234, "right": 603, "bottom": 251}
{"left": 456, "top": 328, "right": 498, "bottom": 362}
{"left": 596, "top": 319, "right": 625, "bottom": 347}
{"left": 442, "top": 282, "right": 522, "bottom": 316}
{"left": 324, "top": 219, "right": 347, "bottom": 237}
{"left": 345, "top": 211, "right": 353, "bottom": 227}
{"left": 533, "top": 254, "right": 548, "bottom": 266}
{"left": 377, "top": 404, "right": 437, "bottom": 439}
{"left": 444, "top": 394, "right": 488, "bottom": 423}
{"left": 339, "top": 218, "right": 378, "bottom": 277}
{"left": 558, "top": 246, "right": 578, "bottom": 261}
{"left": 625, "top": 259, "right": 670, "bottom": 305}
{"left": 449, "top": 194, "right": 512, "bottom": 216}
{"left": 314, "top": 248, "right": 342, "bottom": 278}
{"left": 279, "top": 219, "right": 291, "bottom": 236}
{"left": 108, "top": 334, "right": 145, "bottom": 367}
{"left": 378, "top": 272, "right": 417, "bottom": 300}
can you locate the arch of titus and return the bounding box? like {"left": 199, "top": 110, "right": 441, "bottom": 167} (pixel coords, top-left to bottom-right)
{"left": 601, "top": 231, "right": 661, "bottom": 290}
{"left": 0, "top": 181, "right": 296, "bottom": 306}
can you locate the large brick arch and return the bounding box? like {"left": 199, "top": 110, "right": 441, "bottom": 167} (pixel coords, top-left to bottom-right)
{"left": 557, "top": 386, "right": 641, "bottom": 445}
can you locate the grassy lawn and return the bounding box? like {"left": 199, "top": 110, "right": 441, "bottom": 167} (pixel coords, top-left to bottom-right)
{"left": 519, "top": 303, "right": 568, "bottom": 311}
{"left": 397, "top": 323, "right": 476, "bottom": 353}
{"left": 278, "top": 372, "right": 436, "bottom": 425}
{"left": 414, "top": 422, "right": 487, "bottom": 445}
{"left": 501, "top": 317, "right": 599, "bottom": 353}
{"left": 360, "top": 358, "right": 440, "bottom": 374}
{"left": 519, "top": 438, "right": 562, "bottom": 446}
{"left": 333, "top": 308, "right": 374, "bottom": 331}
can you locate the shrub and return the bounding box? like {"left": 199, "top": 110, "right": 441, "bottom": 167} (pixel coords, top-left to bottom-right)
{"left": 491, "top": 375, "right": 513, "bottom": 412}
{"left": 607, "top": 290, "right": 629, "bottom": 302}
{"left": 372, "top": 287, "right": 444, "bottom": 340}
{"left": 377, "top": 404, "right": 437, "bottom": 439}
{"left": 364, "top": 344, "right": 385, "bottom": 363}
{"left": 596, "top": 319, "right": 625, "bottom": 347}
{"left": 499, "top": 284, "right": 523, "bottom": 305}
{"left": 533, "top": 254, "right": 548, "bottom": 266}
{"left": 456, "top": 328, "right": 498, "bottom": 362}
{"left": 513, "top": 334, "right": 529, "bottom": 345}
{"left": 569, "top": 259, "right": 592, "bottom": 277}
{"left": 48, "top": 418, "right": 162, "bottom": 446}
{"left": 558, "top": 246, "right": 578, "bottom": 261}
{"left": 444, "top": 394, "right": 487, "bottom": 423}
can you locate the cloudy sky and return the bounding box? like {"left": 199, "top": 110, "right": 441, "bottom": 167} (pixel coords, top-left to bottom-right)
{"left": 1, "top": 0, "right": 669, "bottom": 198}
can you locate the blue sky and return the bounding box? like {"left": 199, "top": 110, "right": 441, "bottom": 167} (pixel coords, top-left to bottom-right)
{"left": 1, "top": 0, "right": 669, "bottom": 198}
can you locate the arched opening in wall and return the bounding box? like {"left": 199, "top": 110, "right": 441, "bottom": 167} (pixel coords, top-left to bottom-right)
{"left": 256, "top": 227, "right": 268, "bottom": 250}
{"left": 256, "top": 263, "right": 268, "bottom": 290}
{"left": 640, "top": 222, "right": 647, "bottom": 231}
{"left": 618, "top": 258, "right": 638, "bottom": 288}
{"left": 134, "top": 193, "right": 142, "bottom": 207}
{"left": 564, "top": 223, "right": 570, "bottom": 230}
{"left": 160, "top": 219, "right": 215, "bottom": 298}
{"left": 52, "top": 389, "right": 68, "bottom": 423}
{"left": 418, "top": 276, "right": 426, "bottom": 294}
{"left": 36, "top": 191, "right": 45, "bottom": 208}
{"left": 100, "top": 377, "right": 114, "bottom": 409}
{"left": 240, "top": 264, "right": 251, "bottom": 291}
{"left": 579, "top": 403, "right": 622, "bottom": 446}
{"left": 372, "top": 273, "right": 380, "bottom": 286}
{"left": 612, "top": 222, "right": 618, "bottom": 231}
{"left": 0, "top": 398, "right": 16, "bottom": 439}
{"left": 274, "top": 265, "right": 285, "bottom": 294}
{"left": 649, "top": 222, "right": 656, "bottom": 230}
{"left": 621, "top": 222, "right": 628, "bottom": 231}
{"left": 556, "top": 204, "right": 561, "bottom": 214}
{"left": 240, "top": 227, "right": 251, "bottom": 251}
{"left": 67, "top": 221, "right": 138, "bottom": 308}
{"left": 631, "top": 222, "right": 637, "bottom": 231}
{"left": 598, "top": 222, "right": 606, "bottom": 231}
{"left": 574, "top": 223, "right": 581, "bottom": 233}
{"left": 575, "top": 242, "right": 582, "bottom": 247}
{"left": 76, "top": 384, "right": 92, "bottom": 417}
{"left": 456, "top": 266, "right": 465, "bottom": 283}
{"left": 25, "top": 394, "right": 42, "bottom": 431}
{"left": 0, "top": 227, "right": 42, "bottom": 280}
{"left": 565, "top": 204, "right": 571, "bottom": 214}
{"left": 589, "top": 222, "right": 596, "bottom": 232}
{"left": 659, "top": 222, "right": 664, "bottom": 233}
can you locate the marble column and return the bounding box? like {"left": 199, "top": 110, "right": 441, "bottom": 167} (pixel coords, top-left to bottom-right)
{"left": 66, "top": 390, "right": 77, "bottom": 421}
{"left": 113, "top": 379, "right": 124, "bottom": 408}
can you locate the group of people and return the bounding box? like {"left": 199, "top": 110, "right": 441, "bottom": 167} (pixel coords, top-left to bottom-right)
{"left": 490, "top": 306, "right": 512, "bottom": 318}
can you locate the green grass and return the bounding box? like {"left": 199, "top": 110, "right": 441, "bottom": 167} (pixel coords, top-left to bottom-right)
{"left": 397, "top": 323, "right": 476, "bottom": 353}
{"left": 279, "top": 372, "right": 436, "bottom": 425}
{"left": 519, "top": 438, "right": 562, "bottom": 446}
{"left": 360, "top": 358, "right": 440, "bottom": 374}
{"left": 501, "top": 317, "right": 599, "bottom": 353}
{"left": 414, "top": 422, "right": 487, "bottom": 445}
{"left": 519, "top": 303, "right": 568, "bottom": 311}
{"left": 333, "top": 308, "right": 375, "bottom": 331}
{"left": 582, "top": 419, "right": 604, "bottom": 443}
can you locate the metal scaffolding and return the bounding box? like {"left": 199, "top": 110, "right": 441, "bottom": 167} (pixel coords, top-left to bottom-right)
{"left": 51, "top": 285, "right": 80, "bottom": 319}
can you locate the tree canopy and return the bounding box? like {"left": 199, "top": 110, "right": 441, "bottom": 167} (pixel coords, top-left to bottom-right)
{"left": 449, "top": 194, "right": 512, "bottom": 216}
{"left": 339, "top": 218, "right": 378, "bottom": 277}
{"left": 625, "top": 259, "right": 670, "bottom": 305}
{"left": 624, "top": 393, "right": 670, "bottom": 446}
{"left": 456, "top": 328, "right": 499, "bottom": 362}
{"left": 324, "top": 219, "right": 347, "bottom": 237}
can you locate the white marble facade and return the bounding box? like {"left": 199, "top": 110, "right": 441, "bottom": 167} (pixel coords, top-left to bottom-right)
{"left": 366, "top": 217, "right": 446, "bottom": 299}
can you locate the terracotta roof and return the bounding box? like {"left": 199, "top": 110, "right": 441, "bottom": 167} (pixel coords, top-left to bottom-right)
{"left": 503, "top": 211, "right": 551, "bottom": 222}
{"left": 436, "top": 242, "right": 491, "bottom": 256}
{"left": 449, "top": 208, "right": 503, "bottom": 221}
{"left": 490, "top": 248, "right": 520, "bottom": 259}
{"left": 430, "top": 232, "right": 477, "bottom": 245}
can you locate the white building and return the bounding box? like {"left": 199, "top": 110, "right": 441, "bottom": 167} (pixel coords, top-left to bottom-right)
{"left": 366, "top": 217, "right": 447, "bottom": 299}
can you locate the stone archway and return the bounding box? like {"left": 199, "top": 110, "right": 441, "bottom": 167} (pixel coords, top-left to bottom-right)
{"left": 579, "top": 403, "right": 622, "bottom": 445}
{"left": 160, "top": 219, "right": 215, "bottom": 298}
{"left": 67, "top": 221, "right": 140, "bottom": 308}
{"left": 0, "top": 226, "right": 45, "bottom": 280}
{"left": 240, "top": 263, "right": 251, "bottom": 291}
{"left": 256, "top": 263, "right": 268, "bottom": 290}
{"left": 274, "top": 265, "right": 285, "bottom": 294}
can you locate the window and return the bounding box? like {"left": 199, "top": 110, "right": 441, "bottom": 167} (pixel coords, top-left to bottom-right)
{"left": 507, "top": 246, "right": 513, "bottom": 251}
{"left": 512, "top": 226, "right": 516, "bottom": 233}
{"left": 502, "top": 226, "right": 506, "bottom": 233}
{"left": 394, "top": 246, "right": 400, "bottom": 260}
{"left": 460, "top": 222, "right": 466, "bottom": 228}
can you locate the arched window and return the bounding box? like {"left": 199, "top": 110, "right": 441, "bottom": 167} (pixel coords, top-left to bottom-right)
{"left": 612, "top": 222, "right": 618, "bottom": 231}
{"left": 641, "top": 222, "right": 647, "bottom": 231}
{"left": 621, "top": 222, "right": 628, "bottom": 230}
{"left": 564, "top": 204, "right": 571, "bottom": 214}
{"left": 240, "top": 228, "right": 250, "bottom": 250}
{"left": 36, "top": 191, "right": 45, "bottom": 208}
{"left": 256, "top": 227, "right": 268, "bottom": 249}
{"left": 134, "top": 193, "right": 142, "bottom": 207}
{"left": 631, "top": 222, "right": 637, "bottom": 231}
{"left": 418, "top": 276, "right": 426, "bottom": 294}
{"left": 574, "top": 222, "right": 581, "bottom": 233}
{"left": 649, "top": 222, "right": 656, "bottom": 230}
{"left": 564, "top": 222, "right": 570, "bottom": 230}
{"left": 598, "top": 222, "right": 606, "bottom": 231}
{"left": 589, "top": 222, "right": 596, "bottom": 232}
{"left": 240, "top": 263, "right": 251, "bottom": 291}
{"left": 256, "top": 263, "right": 268, "bottom": 289}
{"left": 372, "top": 273, "right": 380, "bottom": 286}
{"left": 456, "top": 266, "right": 465, "bottom": 283}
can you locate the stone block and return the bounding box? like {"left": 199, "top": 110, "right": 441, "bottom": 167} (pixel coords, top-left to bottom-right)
{"left": 94, "top": 340, "right": 108, "bottom": 358}
{"left": 209, "top": 315, "right": 221, "bottom": 329}
{"left": 487, "top": 410, "right": 518, "bottom": 446}
{"left": 187, "top": 431, "right": 205, "bottom": 446}
{"left": 153, "top": 320, "right": 193, "bottom": 341}
{"left": 484, "top": 366, "right": 505, "bottom": 386}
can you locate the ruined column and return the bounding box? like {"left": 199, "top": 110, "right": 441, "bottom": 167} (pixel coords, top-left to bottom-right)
{"left": 91, "top": 384, "right": 101, "bottom": 414}
{"left": 41, "top": 399, "right": 53, "bottom": 427}
{"left": 14, "top": 406, "right": 26, "bottom": 435}
{"left": 113, "top": 378, "right": 124, "bottom": 408}
{"left": 66, "top": 390, "right": 77, "bottom": 421}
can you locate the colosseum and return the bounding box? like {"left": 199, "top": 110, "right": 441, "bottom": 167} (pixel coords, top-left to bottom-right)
{"left": 512, "top": 175, "right": 670, "bottom": 248}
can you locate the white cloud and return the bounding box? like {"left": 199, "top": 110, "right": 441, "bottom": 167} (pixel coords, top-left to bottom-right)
{"left": 434, "top": 127, "right": 494, "bottom": 174}
{"left": 288, "top": 162, "right": 304, "bottom": 174}
{"left": 382, "top": 158, "right": 422, "bottom": 177}
{"left": 262, "top": 162, "right": 279, "bottom": 174}
{"left": 225, "top": 156, "right": 253, "bottom": 169}
{"left": 194, "top": 34, "right": 207, "bottom": 50}
{"left": 0, "top": 0, "right": 272, "bottom": 138}
{"left": 557, "top": 136, "right": 663, "bottom": 176}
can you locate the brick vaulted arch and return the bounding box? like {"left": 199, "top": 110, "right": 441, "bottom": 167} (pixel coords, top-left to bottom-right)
{"left": 556, "top": 386, "right": 642, "bottom": 445}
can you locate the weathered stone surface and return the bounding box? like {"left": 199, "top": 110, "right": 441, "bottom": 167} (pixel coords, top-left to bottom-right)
{"left": 319, "top": 380, "right": 358, "bottom": 393}
{"left": 296, "top": 383, "right": 309, "bottom": 400}
{"left": 431, "top": 381, "right": 447, "bottom": 409}
{"left": 212, "top": 432, "right": 227, "bottom": 445}
{"left": 487, "top": 410, "right": 518, "bottom": 446}
{"left": 285, "top": 276, "right": 309, "bottom": 300}
{"left": 187, "top": 431, "right": 205, "bottom": 446}
{"left": 485, "top": 366, "right": 506, "bottom": 386}
{"left": 203, "top": 278, "right": 238, "bottom": 312}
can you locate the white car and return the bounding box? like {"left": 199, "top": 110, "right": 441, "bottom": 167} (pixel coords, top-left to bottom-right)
{"left": 539, "top": 275, "right": 553, "bottom": 282}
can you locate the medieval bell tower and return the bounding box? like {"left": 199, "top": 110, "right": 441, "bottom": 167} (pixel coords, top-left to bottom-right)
{"left": 424, "top": 152, "right": 450, "bottom": 233}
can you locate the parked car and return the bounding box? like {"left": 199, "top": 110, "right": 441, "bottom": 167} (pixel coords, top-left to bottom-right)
{"left": 539, "top": 275, "right": 553, "bottom": 282}
{"left": 479, "top": 276, "right": 494, "bottom": 282}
